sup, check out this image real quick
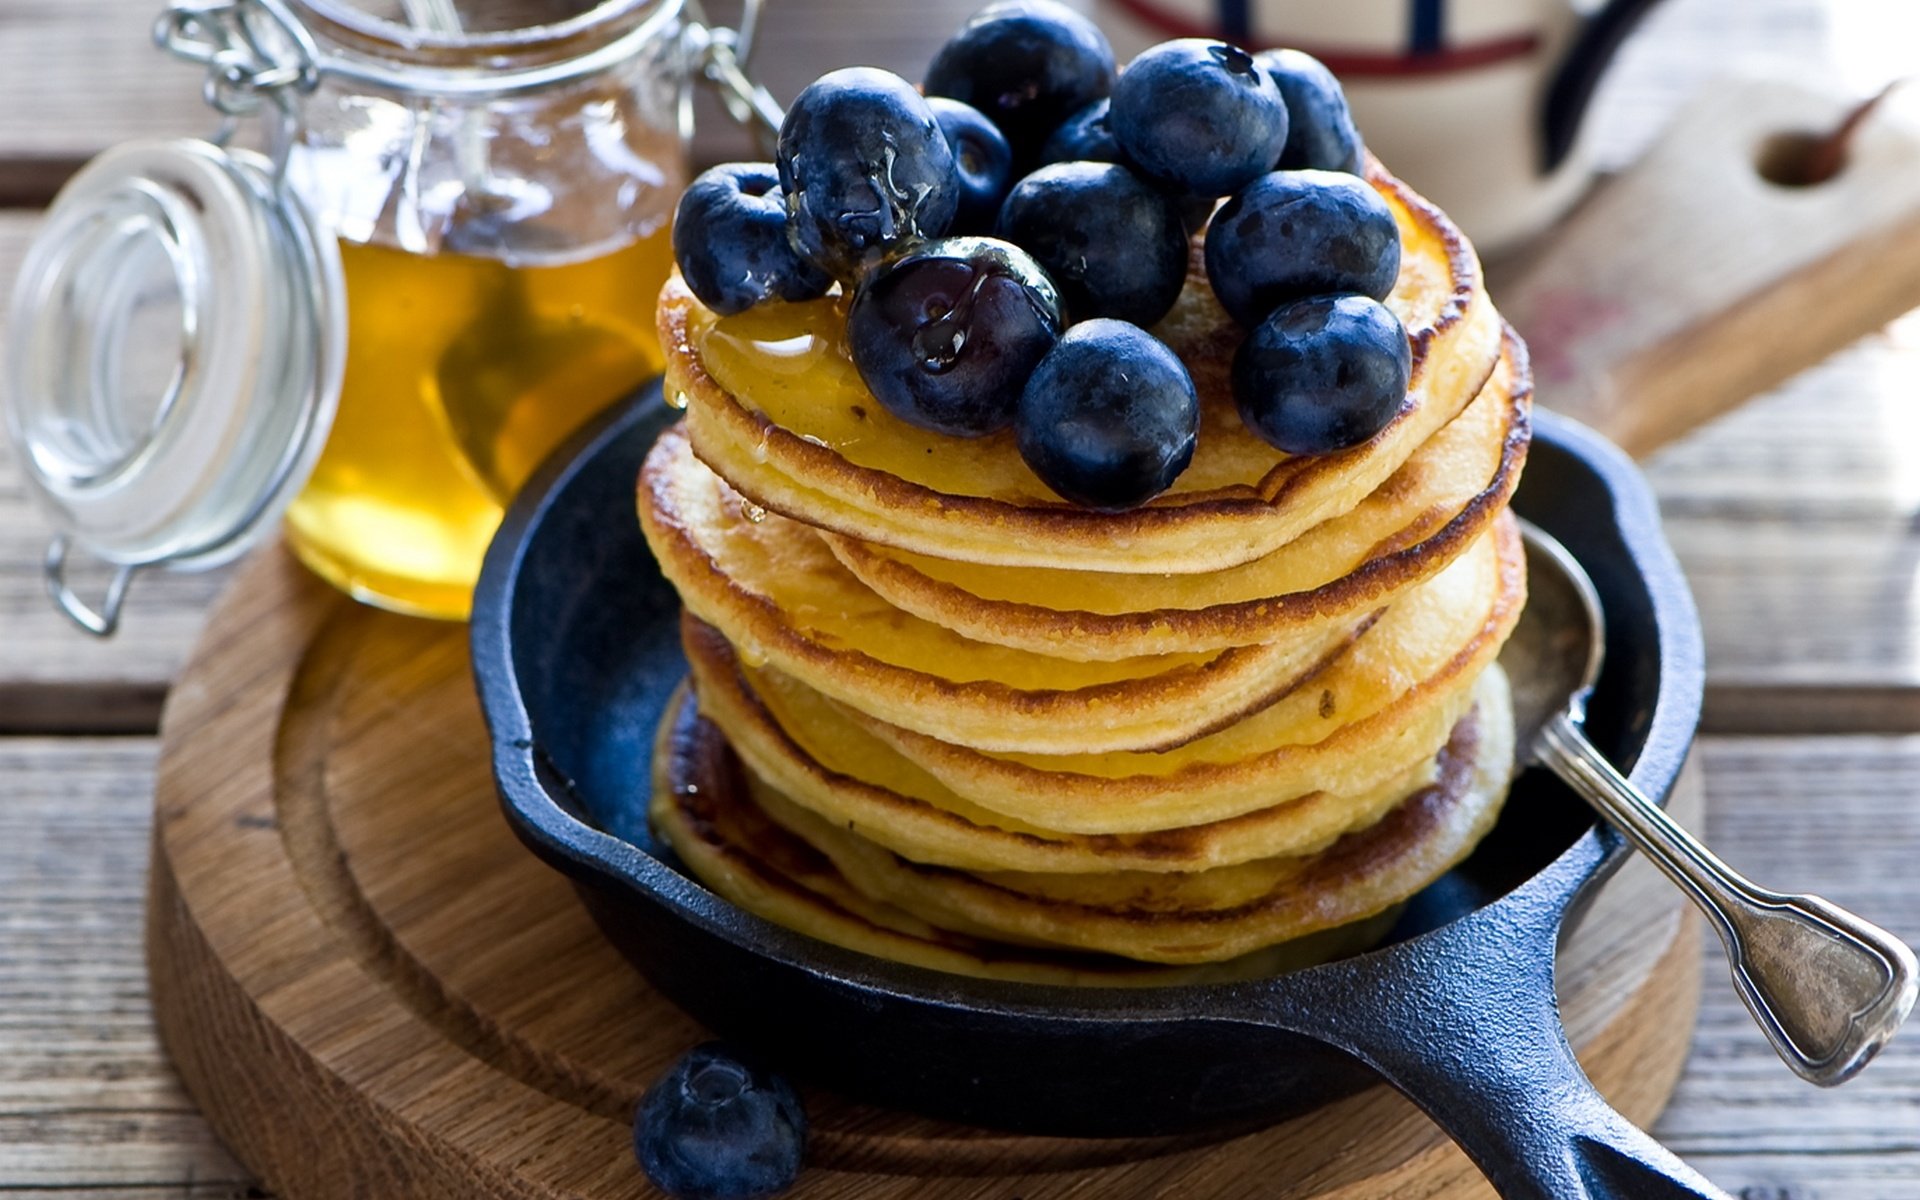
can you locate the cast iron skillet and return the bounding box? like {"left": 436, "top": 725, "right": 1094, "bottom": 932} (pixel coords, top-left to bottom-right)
{"left": 472, "top": 382, "right": 1719, "bottom": 1200}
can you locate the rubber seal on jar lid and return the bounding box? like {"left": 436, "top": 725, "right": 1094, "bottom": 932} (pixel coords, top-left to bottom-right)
{"left": 4, "top": 137, "right": 345, "bottom": 632}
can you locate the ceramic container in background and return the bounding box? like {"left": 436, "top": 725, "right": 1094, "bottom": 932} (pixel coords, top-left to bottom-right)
{"left": 1101, "top": 0, "right": 1664, "bottom": 253}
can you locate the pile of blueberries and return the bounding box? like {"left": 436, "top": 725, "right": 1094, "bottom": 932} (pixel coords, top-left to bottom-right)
{"left": 672, "top": 0, "right": 1407, "bottom": 512}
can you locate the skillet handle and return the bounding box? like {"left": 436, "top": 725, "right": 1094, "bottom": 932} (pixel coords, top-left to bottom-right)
{"left": 1346, "top": 983, "right": 1726, "bottom": 1198}
{"left": 1252, "top": 906, "right": 1730, "bottom": 1199}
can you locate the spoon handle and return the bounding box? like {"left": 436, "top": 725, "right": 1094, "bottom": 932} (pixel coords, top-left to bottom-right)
{"left": 1538, "top": 711, "right": 1919, "bottom": 1085}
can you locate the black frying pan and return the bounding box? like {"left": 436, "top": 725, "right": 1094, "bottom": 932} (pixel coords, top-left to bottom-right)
{"left": 472, "top": 382, "right": 1719, "bottom": 1199}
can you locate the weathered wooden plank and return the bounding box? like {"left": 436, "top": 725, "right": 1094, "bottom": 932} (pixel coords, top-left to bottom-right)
{"left": 0, "top": 1, "right": 212, "bottom": 204}
{"left": 0, "top": 1191, "right": 265, "bottom": 1199}
{"left": 0, "top": 739, "right": 250, "bottom": 1192}
{"left": 0, "top": 1192, "right": 264, "bottom": 1199}
{"left": 1650, "top": 312, "right": 1920, "bottom": 519}
{"left": 1647, "top": 310, "right": 1920, "bottom": 731}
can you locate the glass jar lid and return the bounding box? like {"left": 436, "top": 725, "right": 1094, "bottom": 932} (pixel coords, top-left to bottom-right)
{"left": 5, "top": 137, "right": 345, "bottom": 630}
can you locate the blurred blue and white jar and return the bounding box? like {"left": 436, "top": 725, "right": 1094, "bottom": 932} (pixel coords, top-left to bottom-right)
{"left": 1101, "top": 0, "right": 1664, "bottom": 253}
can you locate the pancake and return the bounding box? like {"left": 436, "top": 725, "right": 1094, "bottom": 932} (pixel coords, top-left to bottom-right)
{"left": 664, "top": 161, "right": 1505, "bottom": 574}
{"left": 823, "top": 328, "right": 1530, "bottom": 661}
{"left": 839, "top": 515, "right": 1523, "bottom": 834}
{"left": 718, "top": 671, "right": 1512, "bottom": 965}
{"left": 684, "top": 614, "right": 1445, "bottom": 875}
{"left": 651, "top": 683, "right": 1406, "bottom": 986}
{"left": 640, "top": 423, "right": 1367, "bottom": 756}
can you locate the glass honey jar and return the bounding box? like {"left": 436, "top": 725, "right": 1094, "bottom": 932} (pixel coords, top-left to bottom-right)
{"left": 5, "top": 0, "right": 776, "bottom": 631}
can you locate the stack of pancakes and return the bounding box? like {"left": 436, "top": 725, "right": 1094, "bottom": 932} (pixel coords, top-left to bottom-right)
{"left": 638, "top": 162, "right": 1531, "bottom": 985}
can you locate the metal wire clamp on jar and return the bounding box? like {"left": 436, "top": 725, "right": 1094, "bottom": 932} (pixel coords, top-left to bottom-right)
{"left": 4, "top": 0, "right": 781, "bottom": 632}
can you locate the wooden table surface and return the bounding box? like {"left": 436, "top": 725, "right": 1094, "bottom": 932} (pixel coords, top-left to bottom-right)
{"left": 6, "top": 0, "right": 1920, "bottom": 1196}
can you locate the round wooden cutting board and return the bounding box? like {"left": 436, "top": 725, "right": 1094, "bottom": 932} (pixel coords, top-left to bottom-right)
{"left": 147, "top": 544, "right": 1704, "bottom": 1200}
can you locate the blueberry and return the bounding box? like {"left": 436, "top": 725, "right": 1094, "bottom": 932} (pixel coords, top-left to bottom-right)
{"left": 671, "top": 164, "right": 831, "bottom": 316}
{"left": 1017, "top": 319, "right": 1197, "bottom": 509}
{"left": 1032, "top": 100, "right": 1223, "bottom": 232}
{"left": 847, "top": 237, "right": 1062, "bottom": 436}
{"left": 1110, "top": 39, "right": 1290, "bottom": 198}
{"left": 929, "top": 98, "right": 1015, "bottom": 235}
{"left": 1205, "top": 170, "right": 1400, "bottom": 327}
{"left": 997, "top": 162, "right": 1188, "bottom": 326}
{"left": 1038, "top": 99, "right": 1122, "bottom": 165}
{"left": 634, "top": 1042, "right": 807, "bottom": 1200}
{"left": 926, "top": 0, "right": 1116, "bottom": 163}
{"left": 1258, "top": 49, "right": 1364, "bottom": 174}
{"left": 776, "top": 67, "right": 959, "bottom": 282}
{"left": 1232, "top": 293, "right": 1410, "bottom": 456}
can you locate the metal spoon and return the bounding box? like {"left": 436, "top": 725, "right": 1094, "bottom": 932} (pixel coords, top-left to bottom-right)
{"left": 1501, "top": 520, "right": 1918, "bottom": 1086}
{"left": 399, "top": 0, "right": 494, "bottom": 197}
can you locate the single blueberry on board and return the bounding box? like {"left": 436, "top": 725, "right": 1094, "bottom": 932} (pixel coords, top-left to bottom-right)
{"left": 929, "top": 97, "right": 1016, "bottom": 235}
{"left": 1109, "top": 39, "right": 1290, "bottom": 198}
{"left": 634, "top": 1042, "right": 807, "bottom": 1200}
{"left": 1258, "top": 48, "right": 1365, "bottom": 174}
{"left": 847, "top": 236, "right": 1063, "bottom": 437}
{"left": 997, "top": 161, "right": 1189, "bottom": 326}
{"left": 1232, "top": 293, "right": 1411, "bottom": 456}
{"left": 776, "top": 67, "right": 959, "bottom": 282}
{"left": 925, "top": 0, "right": 1116, "bottom": 164}
{"left": 1016, "top": 318, "right": 1198, "bottom": 510}
{"left": 1205, "top": 169, "right": 1401, "bottom": 328}
{"left": 671, "top": 164, "right": 831, "bottom": 316}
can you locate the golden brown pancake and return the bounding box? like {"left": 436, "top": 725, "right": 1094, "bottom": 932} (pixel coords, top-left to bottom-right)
{"left": 683, "top": 614, "right": 1444, "bottom": 875}
{"left": 640, "top": 424, "right": 1368, "bottom": 756}
{"left": 663, "top": 162, "right": 1504, "bottom": 573}
{"left": 652, "top": 683, "right": 1407, "bottom": 985}
{"left": 658, "top": 674, "right": 1510, "bottom": 966}
{"left": 749, "top": 678, "right": 1509, "bottom": 964}
{"left": 820, "top": 328, "right": 1530, "bottom": 661}
{"left": 838, "top": 516, "right": 1524, "bottom": 834}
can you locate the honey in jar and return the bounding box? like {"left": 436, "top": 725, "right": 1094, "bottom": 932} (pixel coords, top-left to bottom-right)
{"left": 3, "top": 0, "right": 704, "bottom": 634}
{"left": 286, "top": 232, "right": 673, "bottom": 618}
{"left": 278, "top": 0, "right": 690, "bottom": 619}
